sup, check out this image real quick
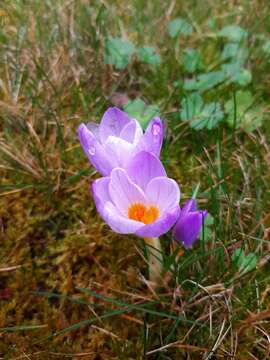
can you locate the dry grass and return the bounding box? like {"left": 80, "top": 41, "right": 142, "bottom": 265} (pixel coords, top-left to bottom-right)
{"left": 1, "top": 0, "right": 270, "bottom": 359}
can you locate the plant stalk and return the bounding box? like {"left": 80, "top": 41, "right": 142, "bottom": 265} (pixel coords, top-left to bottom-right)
{"left": 144, "top": 237, "right": 162, "bottom": 283}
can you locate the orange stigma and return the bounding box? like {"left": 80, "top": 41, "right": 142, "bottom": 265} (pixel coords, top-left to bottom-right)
{"left": 128, "top": 203, "right": 159, "bottom": 224}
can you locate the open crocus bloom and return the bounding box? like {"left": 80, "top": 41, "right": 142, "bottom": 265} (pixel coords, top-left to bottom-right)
{"left": 77, "top": 107, "right": 163, "bottom": 176}
{"left": 173, "top": 199, "right": 208, "bottom": 249}
{"left": 92, "top": 151, "right": 180, "bottom": 238}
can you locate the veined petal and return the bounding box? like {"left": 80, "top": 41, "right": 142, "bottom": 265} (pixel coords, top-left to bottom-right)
{"left": 92, "top": 177, "right": 111, "bottom": 214}
{"left": 119, "top": 119, "right": 143, "bottom": 144}
{"left": 181, "top": 199, "right": 197, "bottom": 215}
{"left": 145, "top": 177, "right": 180, "bottom": 214}
{"left": 126, "top": 151, "right": 166, "bottom": 191}
{"left": 104, "top": 135, "right": 135, "bottom": 168}
{"left": 136, "top": 205, "right": 180, "bottom": 238}
{"left": 174, "top": 211, "right": 207, "bottom": 249}
{"left": 77, "top": 123, "right": 113, "bottom": 176}
{"left": 99, "top": 107, "right": 131, "bottom": 144}
{"left": 135, "top": 117, "right": 164, "bottom": 157}
{"left": 103, "top": 202, "right": 144, "bottom": 234}
{"left": 86, "top": 122, "right": 100, "bottom": 140}
{"left": 109, "top": 168, "right": 147, "bottom": 216}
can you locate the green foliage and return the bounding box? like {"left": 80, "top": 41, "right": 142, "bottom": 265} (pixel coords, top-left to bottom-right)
{"left": 180, "top": 93, "right": 224, "bottom": 130}
{"left": 123, "top": 98, "right": 160, "bottom": 129}
{"left": 225, "top": 91, "right": 264, "bottom": 131}
{"left": 221, "top": 63, "right": 252, "bottom": 86}
{"left": 168, "top": 17, "right": 193, "bottom": 38}
{"left": 105, "top": 37, "right": 135, "bottom": 69}
{"left": 232, "top": 249, "right": 258, "bottom": 273}
{"left": 218, "top": 25, "right": 248, "bottom": 42}
{"left": 183, "top": 49, "right": 204, "bottom": 73}
{"left": 201, "top": 213, "right": 214, "bottom": 242}
{"left": 137, "top": 46, "right": 161, "bottom": 66}
{"left": 184, "top": 71, "right": 227, "bottom": 92}
{"left": 262, "top": 40, "right": 270, "bottom": 55}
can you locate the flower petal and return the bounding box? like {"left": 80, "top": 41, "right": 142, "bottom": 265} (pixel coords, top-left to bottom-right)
{"left": 86, "top": 122, "right": 100, "bottom": 139}
{"left": 136, "top": 206, "right": 180, "bottom": 238}
{"left": 99, "top": 107, "right": 131, "bottom": 144}
{"left": 181, "top": 199, "right": 197, "bottom": 215}
{"left": 174, "top": 211, "right": 207, "bottom": 249}
{"left": 77, "top": 123, "right": 114, "bottom": 176}
{"left": 102, "top": 202, "right": 144, "bottom": 234}
{"left": 119, "top": 119, "right": 143, "bottom": 144}
{"left": 104, "top": 135, "right": 135, "bottom": 168}
{"left": 136, "top": 117, "right": 164, "bottom": 157}
{"left": 126, "top": 151, "right": 166, "bottom": 191}
{"left": 145, "top": 177, "right": 180, "bottom": 214}
{"left": 92, "top": 177, "right": 111, "bottom": 214}
{"left": 109, "top": 168, "right": 147, "bottom": 216}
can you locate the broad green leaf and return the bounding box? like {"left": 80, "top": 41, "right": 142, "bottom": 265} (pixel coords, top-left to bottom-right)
{"left": 105, "top": 37, "right": 135, "bottom": 69}
{"left": 218, "top": 25, "right": 248, "bottom": 42}
{"left": 221, "top": 43, "right": 240, "bottom": 61}
{"left": 221, "top": 63, "right": 252, "bottom": 86}
{"left": 137, "top": 46, "right": 161, "bottom": 66}
{"left": 123, "top": 98, "right": 160, "bottom": 129}
{"left": 262, "top": 40, "right": 270, "bottom": 55}
{"left": 221, "top": 43, "right": 248, "bottom": 65}
{"left": 191, "top": 102, "right": 224, "bottom": 130}
{"left": 180, "top": 93, "right": 204, "bottom": 121}
{"left": 180, "top": 93, "right": 224, "bottom": 130}
{"left": 225, "top": 90, "right": 264, "bottom": 132}
{"left": 184, "top": 71, "right": 227, "bottom": 92}
{"left": 168, "top": 18, "right": 193, "bottom": 38}
{"left": 232, "top": 249, "right": 258, "bottom": 273}
{"left": 183, "top": 49, "right": 203, "bottom": 74}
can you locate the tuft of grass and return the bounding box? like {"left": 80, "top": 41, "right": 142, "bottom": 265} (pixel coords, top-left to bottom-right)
{"left": 1, "top": 0, "right": 270, "bottom": 358}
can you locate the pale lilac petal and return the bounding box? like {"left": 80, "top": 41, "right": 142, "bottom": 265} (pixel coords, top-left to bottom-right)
{"left": 109, "top": 168, "right": 147, "bottom": 216}
{"left": 86, "top": 122, "right": 100, "bottom": 140}
{"left": 77, "top": 124, "right": 113, "bottom": 176}
{"left": 126, "top": 151, "right": 166, "bottom": 191}
{"left": 181, "top": 199, "right": 197, "bottom": 214}
{"left": 99, "top": 107, "right": 131, "bottom": 144}
{"left": 136, "top": 206, "right": 180, "bottom": 238}
{"left": 103, "top": 202, "right": 144, "bottom": 234}
{"left": 145, "top": 177, "right": 180, "bottom": 214}
{"left": 104, "top": 136, "right": 135, "bottom": 168}
{"left": 135, "top": 117, "right": 164, "bottom": 157}
{"left": 92, "top": 177, "right": 110, "bottom": 214}
{"left": 174, "top": 211, "right": 207, "bottom": 249}
{"left": 119, "top": 119, "right": 143, "bottom": 144}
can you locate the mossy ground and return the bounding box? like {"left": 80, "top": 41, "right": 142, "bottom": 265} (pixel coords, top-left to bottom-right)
{"left": 1, "top": 1, "right": 270, "bottom": 359}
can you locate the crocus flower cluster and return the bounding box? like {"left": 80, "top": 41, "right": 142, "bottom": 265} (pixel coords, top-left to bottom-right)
{"left": 78, "top": 107, "right": 207, "bottom": 248}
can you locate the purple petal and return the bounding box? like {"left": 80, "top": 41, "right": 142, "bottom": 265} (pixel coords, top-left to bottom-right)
{"left": 136, "top": 205, "right": 180, "bottom": 238}
{"left": 99, "top": 107, "right": 131, "bottom": 144}
{"left": 104, "top": 136, "right": 135, "bottom": 168}
{"left": 174, "top": 211, "right": 207, "bottom": 249}
{"left": 102, "top": 202, "right": 144, "bottom": 234}
{"left": 77, "top": 123, "right": 113, "bottom": 176}
{"left": 119, "top": 119, "right": 143, "bottom": 144}
{"left": 86, "top": 122, "right": 100, "bottom": 140}
{"left": 135, "top": 117, "right": 164, "bottom": 157}
{"left": 181, "top": 199, "right": 197, "bottom": 215}
{"left": 92, "top": 177, "right": 111, "bottom": 214}
{"left": 145, "top": 177, "right": 180, "bottom": 214}
{"left": 126, "top": 151, "right": 166, "bottom": 191}
{"left": 109, "top": 168, "right": 146, "bottom": 216}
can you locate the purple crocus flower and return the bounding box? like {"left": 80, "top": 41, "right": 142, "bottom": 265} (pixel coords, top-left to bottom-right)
{"left": 173, "top": 199, "right": 208, "bottom": 249}
{"left": 92, "top": 151, "right": 180, "bottom": 238}
{"left": 77, "top": 107, "right": 163, "bottom": 176}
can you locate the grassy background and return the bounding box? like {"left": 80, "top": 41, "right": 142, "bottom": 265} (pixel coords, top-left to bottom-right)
{"left": 1, "top": 0, "right": 270, "bottom": 358}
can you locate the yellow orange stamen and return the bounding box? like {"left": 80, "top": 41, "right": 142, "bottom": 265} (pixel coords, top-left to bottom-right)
{"left": 128, "top": 203, "right": 159, "bottom": 224}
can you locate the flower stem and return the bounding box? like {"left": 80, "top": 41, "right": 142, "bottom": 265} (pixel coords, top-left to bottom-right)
{"left": 144, "top": 237, "right": 163, "bottom": 283}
